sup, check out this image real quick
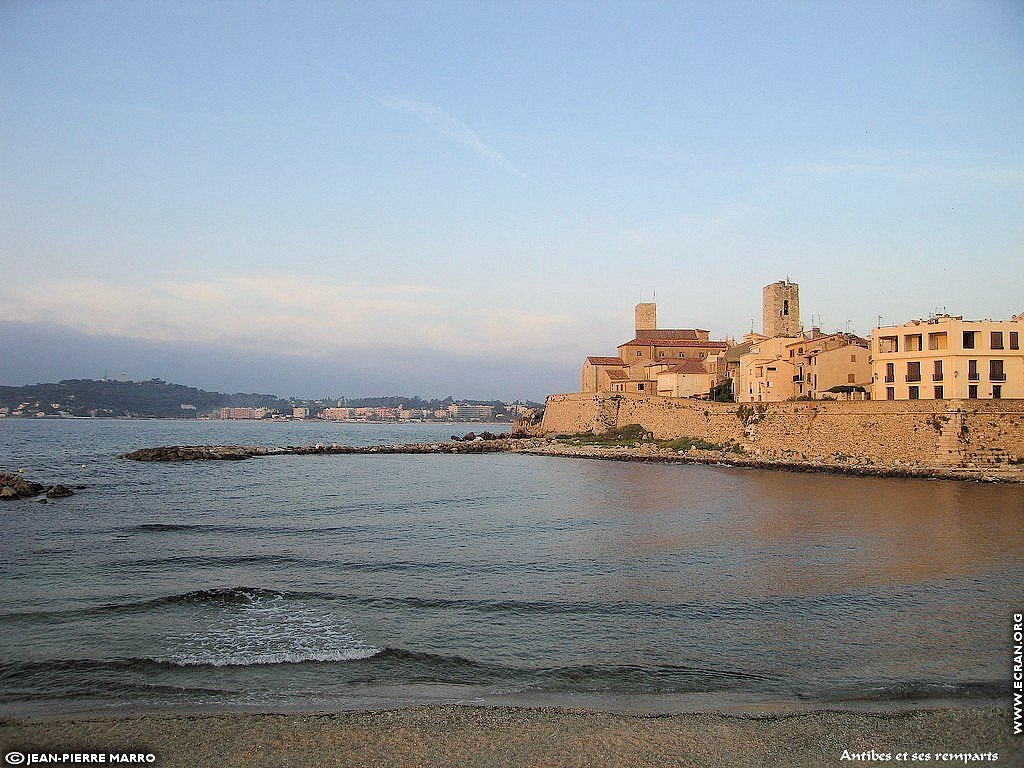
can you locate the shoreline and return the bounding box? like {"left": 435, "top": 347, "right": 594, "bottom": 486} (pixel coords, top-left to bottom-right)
{"left": 1, "top": 704, "right": 1017, "bottom": 768}
{"left": 117, "top": 439, "right": 1024, "bottom": 483}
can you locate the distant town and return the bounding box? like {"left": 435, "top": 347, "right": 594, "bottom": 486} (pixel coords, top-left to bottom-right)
{"left": 0, "top": 379, "right": 540, "bottom": 422}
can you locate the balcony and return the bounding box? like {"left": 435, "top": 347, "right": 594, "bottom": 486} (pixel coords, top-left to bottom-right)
{"left": 884, "top": 375, "right": 895, "bottom": 383}
{"left": 968, "top": 372, "right": 980, "bottom": 382}
{"left": 991, "top": 373, "right": 1007, "bottom": 382}
{"left": 932, "top": 373, "right": 943, "bottom": 381}
{"left": 905, "top": 374, "right": 921, "bottom": 383}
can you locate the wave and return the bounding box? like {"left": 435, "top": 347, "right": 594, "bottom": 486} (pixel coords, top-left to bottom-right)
{"left": 823, "top": 680, "right": 1004, "bottom": 702}
{"left": 1, "top": 650, "right": 997, "bottom": 702}
{"left": 0, "top": 585, "right": 751, "bottom": 622}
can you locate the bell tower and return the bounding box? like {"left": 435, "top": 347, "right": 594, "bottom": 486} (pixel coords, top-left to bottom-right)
{"left": 635, "top": 302, "right": 657, "bottom": 333}
{"left": 762, "top": 280, "right": 800, "bottom": 337}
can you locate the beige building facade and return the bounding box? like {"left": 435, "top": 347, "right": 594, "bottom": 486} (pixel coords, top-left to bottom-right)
{"left": 787, "top": 333, "right": 872, "bottom": 399}
{"left": 870, "top": 314, "right": 1023, "bottom": 400}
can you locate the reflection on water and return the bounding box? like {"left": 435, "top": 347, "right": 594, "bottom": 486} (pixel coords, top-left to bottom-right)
{"left": 0, "top": 419, "right": 1022, "bottom": 714}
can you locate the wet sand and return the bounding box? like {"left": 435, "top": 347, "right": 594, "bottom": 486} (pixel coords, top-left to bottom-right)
{"left": 1, "top": 705, "right": 1018, "bottom": 767}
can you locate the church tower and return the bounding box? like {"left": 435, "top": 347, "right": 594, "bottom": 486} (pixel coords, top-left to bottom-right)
{"left": 635, "top": 302, "right": 657, "bottom": 333}
{"left": 762, "top": 280, "right": 800, "bottom": 337}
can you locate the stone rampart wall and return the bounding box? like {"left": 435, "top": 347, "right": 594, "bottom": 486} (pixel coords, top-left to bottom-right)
{"left": 540, "top": 393, "right": 1024, "bottom": 467}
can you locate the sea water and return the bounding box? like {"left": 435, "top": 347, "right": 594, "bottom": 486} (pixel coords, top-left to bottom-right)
{"left": 1, "top": 418, "right": 1021, "bottom": 715}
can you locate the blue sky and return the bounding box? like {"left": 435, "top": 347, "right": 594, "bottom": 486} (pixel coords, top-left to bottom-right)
{"left": 1, "top": 1, "right": 1022, "bottom": 399}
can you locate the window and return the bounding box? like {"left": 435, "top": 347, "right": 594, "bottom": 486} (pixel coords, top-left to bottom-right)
{"left": 905, "top": 361, "right": 921, "bottom": 382}
{"left": 850, "top": 354, "right": 857, "bottom": 363}
{"left": 789, "top": 350, "right": 794, "bottom": 357}
{"left": 905, "top": 334, "right": 922, "bottom": 352}
{"left": 932, "top": 360, "right": 943, "bottom": 381}
{"left": 993, "top": 385, "right": 1002, "bottom": 399}
{"left": 968, "top": 384, "right": 978, "bottom": 399}
{"left": 991, "top": 331, "right": 1004, "bottom": 350}
{"left": 963, "top": 331, "right": 976, "bottom": 349}
{"left": 990, "top": 359, "right": 1005, "bottom": 382}
{"left": 636, "top": 351, "right": 642, "bottom": 357}
{"left": 637, "top": 383, "right": 645, "bottom": 391}
{"left": 928, "top": 332, "right": 947, "bottom": 351}
{"left": 879, "top": 336, "right": 898, "bottom": 353}
{"left": 934, "top": 386, "right": 943, "bottom": 399}
{"left": 1011, "top": 332, "right": 1019, "bottom": 350}
{"left": 886, "top": 387, "right": 895, "bottom": 400}
{"left": 783, "top": 299, "right": 789, "bottom": 316}
{"left": 885, "top": 363, "right": 895, "bottom": 383}
{"left": 908, "top": 386, "right": 919, "bottom": 399}
{"left": 968, "top": 360, "right": 979, "bottom": 380}
{"left": 847, "top": 374, "right": 856, "bottom": 383}
{"left": 658, "top": 351, "right": 664, "bottom": 357}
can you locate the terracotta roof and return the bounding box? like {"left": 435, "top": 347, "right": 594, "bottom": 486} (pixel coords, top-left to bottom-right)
{"left": 585, "top": 356, "right": 627, "bottom": 366}
{"left": 656, "top": 359, "right": 709, "bottom": 375}
{"left": 619, "top": 339, "right": 728, "bottom": 349}
{"left": 605, "top": 369, "right": 629, "bottom": 381}
{"left": 634, "top": 329, "right": 706, "bottom": 341}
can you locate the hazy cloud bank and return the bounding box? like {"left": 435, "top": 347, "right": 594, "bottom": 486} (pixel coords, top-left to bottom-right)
{"left": 0, "top": 320, "right": 575, "bottom": 400}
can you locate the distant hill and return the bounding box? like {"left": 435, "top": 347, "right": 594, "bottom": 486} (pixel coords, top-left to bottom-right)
{"left": 0, "top": 379, "right": 288, "bottom": 418}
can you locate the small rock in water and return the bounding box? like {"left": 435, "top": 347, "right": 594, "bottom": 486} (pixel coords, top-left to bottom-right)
{"left": 46, "top": 484, "right": 74, "bottom": 499}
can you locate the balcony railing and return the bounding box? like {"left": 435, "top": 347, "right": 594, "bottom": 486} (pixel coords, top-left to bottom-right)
{"left": 905, "top": 374, "right": 921, "bottom": 382}
{"left": 968, "top": 372, "right": 980, "bottom": 381}
{"left": 932, "top": 373, "right": 943, "bottom": 381}
{"left": 990, "top": 373, "right": 1007, "bottom": 382}
{"left": 884, "top": 375, "right": 895, "bottom": 383}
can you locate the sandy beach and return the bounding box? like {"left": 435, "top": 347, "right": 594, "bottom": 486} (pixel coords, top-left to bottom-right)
{"left": 1, "top": 705, "right": 1018, "bottom": 768}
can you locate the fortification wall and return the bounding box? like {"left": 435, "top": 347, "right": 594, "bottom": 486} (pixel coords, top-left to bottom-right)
{"left": 540, "top": 393, "right": 1024, "bottom": 468}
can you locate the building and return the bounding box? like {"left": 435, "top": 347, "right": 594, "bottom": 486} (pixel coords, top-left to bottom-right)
{"left": 763, "top": 279, "right": 800, "bottom": 338}
{"left": 293, "top": 407, "right": 309, "bottom": 419}
{"left": 786, "top": 332, "right": 871, "bottom": 400}
{"left": 870, "top": 314, "right": 1023, "bottom": 400}
{"left": 735, "top": 336, "right": 798, "bottom": 402}
{"left": 449, "top": 403, "right": 495, "bottom": 420}
{"left": 320, "top": 407, "right": 352, "bottom": 420}
{"left": 580, "top": 302, "right": 727, "bottom": 397}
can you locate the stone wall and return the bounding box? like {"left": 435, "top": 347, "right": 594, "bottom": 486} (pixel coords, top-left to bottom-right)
{"left": 540, "top": 393, "right": 1024, "bottom": 468}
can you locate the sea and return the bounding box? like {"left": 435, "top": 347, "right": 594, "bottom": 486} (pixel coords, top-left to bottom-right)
{"left": 1, "top": 418, "right": 1021, "bottom": 716}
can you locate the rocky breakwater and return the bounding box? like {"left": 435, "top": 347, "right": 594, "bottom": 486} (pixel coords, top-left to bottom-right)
{"left": 121, "top": 434, "right": 513, "bottom": 462}
{"left": 0, "top": 472, "right": 77, "bottom": 501}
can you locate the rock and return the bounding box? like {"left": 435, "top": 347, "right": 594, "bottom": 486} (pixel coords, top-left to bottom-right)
{"left": 46, "top": 484, "right": 74, "bottom": 498}
{"left": 0, "top": 486, "right": 18, "bottom": 500}
{"left": 463, "top": 432, "right": 477, "bottom": 441}
{"left": 36, "top": 498, "right": 47, "bottom": 504}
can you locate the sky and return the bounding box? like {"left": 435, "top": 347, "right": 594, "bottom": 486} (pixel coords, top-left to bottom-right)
{"left": 1, "top": 1, "right": 1022, "bottom": 400}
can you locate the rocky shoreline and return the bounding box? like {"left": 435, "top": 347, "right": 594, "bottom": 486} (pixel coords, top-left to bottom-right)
{"left": 0, "top": 472, "right": 77, "bottom": 501}
{"left": 117, "top": 438, "right": 1024, "bottom": 483}
{"left": 515, "top": 441, "right": 1024, "bottom": 483}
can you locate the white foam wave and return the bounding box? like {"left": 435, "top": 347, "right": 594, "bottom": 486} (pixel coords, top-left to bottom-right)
{"left": 160, "top": 646, "right": 381, "bottom": 667}
{"left": 155, "top": 590, "right": 380, "bottom": 668}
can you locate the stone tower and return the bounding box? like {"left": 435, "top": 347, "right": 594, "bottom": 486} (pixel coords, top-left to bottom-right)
{"left": 635, "top": 302, "right": 657, "bottom": 333}
{"left": 762, "top": 280, "right": 800, "bottom": 337}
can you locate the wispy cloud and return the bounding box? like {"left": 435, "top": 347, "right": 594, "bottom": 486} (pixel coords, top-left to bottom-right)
{"left": 374, "top": 93, "right": 530, "bottom": 180}
{"left": 309, "top": 59, "right": 529, "bottom": 180}
{"left": 784, "top": 157, "right": 1024, "bottom": 185}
